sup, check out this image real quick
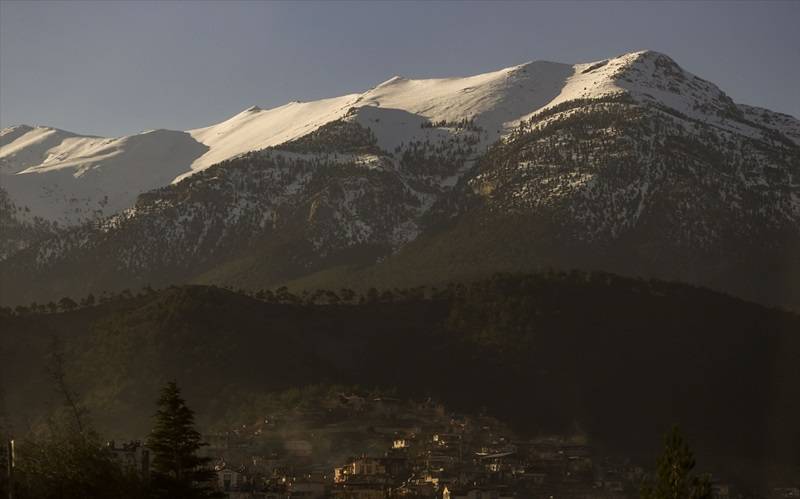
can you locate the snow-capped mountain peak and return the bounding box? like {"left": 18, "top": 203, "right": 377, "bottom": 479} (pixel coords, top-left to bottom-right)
{"left": 1, "top": 50, "right": 797, "bottom": 229}
{"left": 2, "top": 50, "right": 798, "bottom": 310}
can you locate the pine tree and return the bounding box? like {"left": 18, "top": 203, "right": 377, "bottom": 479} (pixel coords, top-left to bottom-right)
{"left": 641, "top": 426, "right": 712, "bottom": 499}
{"left": 147, "top": 381, "right": 217, "bottom": 499}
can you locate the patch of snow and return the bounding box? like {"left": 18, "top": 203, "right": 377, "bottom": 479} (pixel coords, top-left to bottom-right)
{"left": 183, "top": 94, "right": 361, "bottom": 179}
{"left": 1, "top": 129, "right": 207, "bottom": 224}
{"left": 358, "top": 60, "right": 573, "bottom": 144}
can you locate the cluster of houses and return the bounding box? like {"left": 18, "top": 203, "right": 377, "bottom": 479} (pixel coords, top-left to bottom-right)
{"left": 105, "top": 394, "right": 794, "bottom": 499}
{"left": 326, "top": 427, "right": 631, "bottom": 499}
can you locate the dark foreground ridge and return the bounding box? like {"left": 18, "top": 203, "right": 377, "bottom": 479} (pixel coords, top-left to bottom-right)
{"left": 1, "top": 271, "right": 799, "bottom": 489}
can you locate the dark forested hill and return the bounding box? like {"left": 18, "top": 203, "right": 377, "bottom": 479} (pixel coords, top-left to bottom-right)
{"left": 2, "top": 272, "right": 798, "bottom": 487}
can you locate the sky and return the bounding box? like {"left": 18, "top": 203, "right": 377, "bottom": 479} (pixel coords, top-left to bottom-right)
{"left": 1, "top": 0, "right": 798, "bottom": 137}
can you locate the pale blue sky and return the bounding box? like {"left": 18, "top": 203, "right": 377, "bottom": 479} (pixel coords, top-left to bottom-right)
{"left": 1, "top": 0, "right": 798, "bottom": 137}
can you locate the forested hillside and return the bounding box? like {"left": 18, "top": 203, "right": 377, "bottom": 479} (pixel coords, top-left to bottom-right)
{"left": 2, "top": 272, "right": 798, "bottom": 487}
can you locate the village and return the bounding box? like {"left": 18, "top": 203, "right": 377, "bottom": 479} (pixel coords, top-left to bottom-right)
{"left": 104, "top": 391, "right": 773, "bottom": 499}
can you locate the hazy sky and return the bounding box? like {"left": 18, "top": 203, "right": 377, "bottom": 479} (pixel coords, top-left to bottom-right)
{"left": 1, "top": 0, "right": 798, "bottom": 137}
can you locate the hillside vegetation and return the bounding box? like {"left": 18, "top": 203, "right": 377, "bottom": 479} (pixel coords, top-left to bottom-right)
{"left": 2, "top": 272, "right": 798, "bottom": 486}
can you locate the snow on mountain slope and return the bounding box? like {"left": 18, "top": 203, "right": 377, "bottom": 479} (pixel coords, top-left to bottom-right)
{"left": 0, "top": 125, "right": 36, "bottom": 148}
{"left": 184, "top": 94, "right": 361, "bottom": 180}
{"left": 2, "top": 50, "right": 797, "bottom": 231}
{"left": 183, "top": 60, "right": 571, "bottom": 177}
{"left": 1, "top": 129, "right": 207, "bottom": 224}
{"left": 0, "top": 126, "right": 89, "bottom": 174}
{"left": 0, "top": 94, "right": 363, "bottom": 224}
{"left": 738, "top": 104, "right": 800, "bottom": 145}
{"left": 3, "top": 50, "right": 800, "bottom": 307}
{"left": 0, "top": 62, "right": 574, "bottom": 226}
{"left": 356, "top": 60, "right": 573, "bottom": 144}
{"left": 529, "top": 50, "right": 782, "bottom": 141}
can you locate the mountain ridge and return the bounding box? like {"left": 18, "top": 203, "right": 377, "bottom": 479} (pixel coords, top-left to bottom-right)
{"left": 1, "top": 50, "right": 798, "bottom": 309}
{"left": 3, "top": 49, "right": 795, "bottom": 227}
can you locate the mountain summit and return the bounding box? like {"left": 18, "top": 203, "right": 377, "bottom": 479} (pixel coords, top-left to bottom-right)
{"left": 6, "top": 50, "right": 794, "bottom": 226}
{"left": 0, "top": 50, "right": 798, "bottom": 308}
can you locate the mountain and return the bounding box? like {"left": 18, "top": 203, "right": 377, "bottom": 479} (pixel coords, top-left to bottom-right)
{"left": 0, "top": 50, "right": 798, "bottom": 308}
{"left": 353, "top": 55, "right": 800, "bottom": 308}
{"left": 0, "top": 59, "right": 572, "bottom": 227}
{"left": 2, "top": 273, "right": 799, "bottom": 487}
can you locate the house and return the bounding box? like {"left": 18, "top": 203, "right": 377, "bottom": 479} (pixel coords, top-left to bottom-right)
{"left": 349, "top": 457, "right": 387, "bottom": 477}
{"left": 393, "top": 438, "right": 409, "bottom": 449}
{"left": 334, "top": 456, "right": 390, "bottom": 484}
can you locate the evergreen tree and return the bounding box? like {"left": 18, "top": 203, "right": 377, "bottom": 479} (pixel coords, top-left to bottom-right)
{"left": 641, "top": 426, "right": 712, "bottom": 499}
{"left": 147, "top": 381, "right": 217, "bottom": 499}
